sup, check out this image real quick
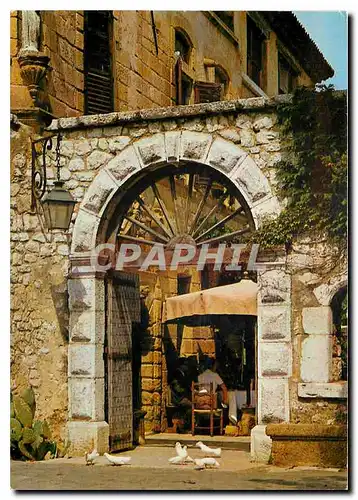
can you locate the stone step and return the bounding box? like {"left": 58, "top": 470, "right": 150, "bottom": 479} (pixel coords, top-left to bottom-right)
{"left": 144, "top": 433, "right": 251, "bottom": 451}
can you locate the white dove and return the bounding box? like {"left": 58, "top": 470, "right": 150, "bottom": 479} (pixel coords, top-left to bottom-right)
{"left": 168, "top": 455, "right": 194, "bottom": 465}
{"left": 194, "top": 457, "right": 220, "bottom": 470}
{"left": 196, "top": 441, "right": 221, "bottom": 457}
{"left": 175, "top": 442, "right": 188, "bottom": 458}
{"left": 104, "top": 452, "right": 132, "bottom": 466}
{"left": 85, "top": 449, "right": 99, "bottom": 465}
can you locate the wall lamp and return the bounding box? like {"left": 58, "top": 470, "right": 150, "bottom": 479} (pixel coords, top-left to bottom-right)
{"left": 31, "top": 133, "right": 76, "bottom": 231}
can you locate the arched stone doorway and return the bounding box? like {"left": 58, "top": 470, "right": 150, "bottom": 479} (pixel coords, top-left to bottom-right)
{"left": 67, "top": 132, "right": 292, "bottom": 455}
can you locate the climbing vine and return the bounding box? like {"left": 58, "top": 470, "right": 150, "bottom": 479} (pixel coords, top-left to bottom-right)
{"left": 252, "top": 85, "right": 347, "bottom": 248}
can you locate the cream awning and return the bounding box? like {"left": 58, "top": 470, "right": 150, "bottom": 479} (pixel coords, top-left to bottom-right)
{"left": 164, "top": 280, "right": 258, "bottom": 322}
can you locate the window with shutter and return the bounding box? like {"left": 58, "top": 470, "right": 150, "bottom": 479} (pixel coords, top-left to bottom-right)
{"left": 278, "top": 54, "right": 297, "bottom": 94}
{"left": 194, "top": 81, "right": 222, "bottom": 104}
{"left": 175, "top": 58, "right": 193, "bottom": 105}
{"left": 246, "top": 16, "right": 264, "bottom": 87}
{"left": 84, "top": 11, "right": 113, "bottom": 115}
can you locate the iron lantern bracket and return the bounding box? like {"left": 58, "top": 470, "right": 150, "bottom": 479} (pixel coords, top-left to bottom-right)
{"left": 31, "top": 132, "right": 62, "bottom": 211}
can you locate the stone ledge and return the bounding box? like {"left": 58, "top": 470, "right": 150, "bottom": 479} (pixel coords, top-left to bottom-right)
{"left": 47, "top": 96, "right": 291, "bottom": 132}
{"left": 298, "top": 382, "right": 348, "bottom": 399}
{"left": 265, "top": 423, "right": 347, "bottom": 468}
{"left": 266, "top": 423, "right": 347, "bottom": 439}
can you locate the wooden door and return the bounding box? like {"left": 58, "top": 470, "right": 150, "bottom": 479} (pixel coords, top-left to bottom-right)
{"left": 105, "top": 272, "right": 140, "bottom": 452}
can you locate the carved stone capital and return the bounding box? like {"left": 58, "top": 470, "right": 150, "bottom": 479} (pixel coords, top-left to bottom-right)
{"left": 18, "top": 50, "right": 50, "bottom": 107}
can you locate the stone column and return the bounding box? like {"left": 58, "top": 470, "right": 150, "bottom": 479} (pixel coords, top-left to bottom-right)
{"left": 20, "top": 11, "right": 41, "bottom": 53}
{"left": 67, "top": 259, "right": 108, "bottom": 456}
{"left": 300, "top": 306, "right": 333, "bottom": 383}
{"left": 251, "top": 266, "right": 292, "bottom": 463}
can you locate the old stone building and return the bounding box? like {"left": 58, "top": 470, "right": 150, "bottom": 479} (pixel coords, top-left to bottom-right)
{"left": 10, "top": 10, "right": 347, "bottom": 465}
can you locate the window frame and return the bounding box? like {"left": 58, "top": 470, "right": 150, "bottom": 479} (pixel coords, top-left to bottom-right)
{"left": 84, "top": 10, "right": 114, "bottom": 115}
{"left": 246, "top": 15, "right": 265, "bottom": 88}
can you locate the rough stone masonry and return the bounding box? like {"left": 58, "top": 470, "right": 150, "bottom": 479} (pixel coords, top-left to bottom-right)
{"left": 10, "top": 97, "right": 347, "bottom": 456}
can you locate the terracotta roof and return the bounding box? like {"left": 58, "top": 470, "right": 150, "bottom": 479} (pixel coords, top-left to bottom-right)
{"left": 260, "top": 11, "right": 335, "bottom": 83}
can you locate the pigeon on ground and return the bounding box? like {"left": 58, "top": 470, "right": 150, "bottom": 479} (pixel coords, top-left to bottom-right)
{"left": 85, "top": 449, "right": 99, "bottom": 465}
{"left": 175, "top": 442, "right": 188, "bottom": 458}
{"left": 194, "top": 457, "right": 220, "bottom": 470}
{"left": 104, "top": 452, "right": 132, "bottom": 466}
{"left": 168, "top": 455, "right": 194, "bottom": 465}
{"left": 195, "top": 441, "right": 221, "bottom": 457}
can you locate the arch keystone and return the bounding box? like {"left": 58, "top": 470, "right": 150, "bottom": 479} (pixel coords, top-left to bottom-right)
{"left": 179, "top": 131, "right": 212, "bottom": 163}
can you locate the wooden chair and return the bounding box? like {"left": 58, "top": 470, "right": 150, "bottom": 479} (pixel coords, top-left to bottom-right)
{"left": 191, "top": 381, "right": 224, "bottom": 437}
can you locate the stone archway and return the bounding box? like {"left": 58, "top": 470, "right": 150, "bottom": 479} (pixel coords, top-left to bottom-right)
{"left": 67, "top": 131, "right": 291, "bottom": 456}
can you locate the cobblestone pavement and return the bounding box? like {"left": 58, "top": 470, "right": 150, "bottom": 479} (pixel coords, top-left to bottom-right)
{"left": 11, "top": 447, "right": 348, "bottom": 491}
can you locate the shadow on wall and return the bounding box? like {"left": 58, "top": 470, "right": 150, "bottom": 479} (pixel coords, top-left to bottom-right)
{"left": 50, "top": 281, "right": 69, "bottom": 343}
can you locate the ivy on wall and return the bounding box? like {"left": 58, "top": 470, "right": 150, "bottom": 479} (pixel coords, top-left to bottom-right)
{"left": 252, "top": 85, "right": 347, "bottom": 248}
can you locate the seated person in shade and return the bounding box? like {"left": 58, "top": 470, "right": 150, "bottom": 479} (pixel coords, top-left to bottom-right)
{"left": 198, "top": 357, "right": 228, "bottom": 408}
{"left": 170, "top": 362, "right": 192, "bottom": 426}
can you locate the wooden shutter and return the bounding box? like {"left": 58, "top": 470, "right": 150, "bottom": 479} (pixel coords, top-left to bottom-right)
{"left": 175, "top": 57, "right": 183, "bottom": 105}
{"left": 194, "top": 81, "right": 222, "bottom": 104}
{"left": 84, "top": 11, "right": 113, "bottom": 115}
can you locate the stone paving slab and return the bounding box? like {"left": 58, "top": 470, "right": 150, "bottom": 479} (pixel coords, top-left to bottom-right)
{"left": 11, "top": 458, "right": 348, "bottom": 491}
{"left": 43, "top": 446, "right": 256, "bottom": 472}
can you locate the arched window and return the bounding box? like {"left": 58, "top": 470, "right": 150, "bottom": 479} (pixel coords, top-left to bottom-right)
{"left": 331, "top": 287, "right": 348, "bottom": 381}
{"left": 174, "top": 29, "right": 193, "bottom": 105}
{"left": 174, "top": 29, "right": 192, "bottom": 64}
{"left": 84, "top": 11, "right": 113, "bottom": 115}
{"left": 215, "top": 66, "right": 229, "bottom": 99}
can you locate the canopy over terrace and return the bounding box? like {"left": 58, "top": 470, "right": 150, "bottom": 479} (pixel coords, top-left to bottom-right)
{"left": 164, "top": 280, "right": 258, "bottom": 325}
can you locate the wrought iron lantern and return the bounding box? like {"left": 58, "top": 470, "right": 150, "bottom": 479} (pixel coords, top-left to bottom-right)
{"left": 31, "top": 133, "right": 76, "bottom": 230}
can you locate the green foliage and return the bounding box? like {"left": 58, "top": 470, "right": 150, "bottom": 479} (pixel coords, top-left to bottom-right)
{"left": 13, "top": 395, "right": 33, "bottom": 428}
{"left": 252, "top": 85, "right": 347, "bottom": 247}
{"left": 10, "top": 387, "right": 57, "bottom": 461}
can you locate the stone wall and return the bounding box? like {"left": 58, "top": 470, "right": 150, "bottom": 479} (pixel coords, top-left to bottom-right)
{"left": 288, "top": 237, "right": 348, "bottom": 425}
{"left": 10, "top": 11, "right": 314, "bottom": 119}
{"left": 10, "top": 116, "right": 70, "bottom": 444}
{"left": 10, "top": 97, "right": 347, "bottom": 449}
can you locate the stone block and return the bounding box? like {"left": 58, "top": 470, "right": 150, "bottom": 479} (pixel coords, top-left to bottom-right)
{"left": 164, "top": 131, "right": 181, "bottom": 162}
{"left": 107, "top": 137, "right": 131, "bottom": 153}
{"left": 266, "top": 424, "right": 347, "bottom": 468}
{"left": 82, "top": 169, "right": 118, "bottom": 216}
{"left": 239, "top": 129, "right": 256, "bottom": 147}
{"left": 67, "top": 421, "right": 109, "bottom": 457}
{"left": 258, "top": 305, "right": 291, "bottom": 341}
{"left": 300, "top": 335, "right": 332, "bottom": 383}
{"left": 218, "top": 128, "right": 241, "bottom": 144}
{"left": 250, "top": 425, "right": 272, "bottom": 463}
{"left": 142, "top": 378, "right": 161, "bottom": 392}
{"left": 253, "top": 116, "right": 274, "bottom": 131}
{"left": 231, "top": 155, "right": 270, "bottom": 204}
{"left": 302, "top": 307, "right": 333, "bottom": 335}
{"left": 258, "top": 378, "right": 289, "bottom": 423}
{"left": 87, "top": 150, "right": 113, "bottom": 170}
{"left": 207, "top": 137, "right": 246, "bottom": 174}
{"left": 259, "top": 343, "right": 291, "bottom": 377}
{"left": 134, "top": 134, "right": 166, "bottom": 166}
{"left": 68, "top": 344, "right": 104, "bottom": 378}
{"left": 68, "top": 377, "right": 105, "bottom": 421}
{"left": 74, "top": 140, "right": 92, "bottom": 156}
{"left": 251, "top": 196, "right": 282, "bottom": 229}
{"left": 256, "top": 130, "right": 279, "bottom": 144}
{"left": 298, "top": 381, "right": 348, "bottom": 399}
{"left": 258, "top": 269, "right": 291, "bottom": 305}
{"left": 179, "top": 131, "right": 212, "bottom": 163}
{"left": 68, "top": 278, "right": 105, "bottom": 312}
{"left": 71, "top": 209, "right": 100, "bottom": 254}
{"left": 106, "top": 145, "right": 141, "bottom": 184}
